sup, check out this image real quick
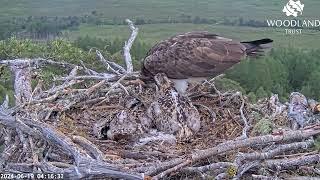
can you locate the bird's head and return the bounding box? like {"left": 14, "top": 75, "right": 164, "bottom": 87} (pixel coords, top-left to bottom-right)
{"left": 154, "top": 73, "right": 173, "bottom": 91}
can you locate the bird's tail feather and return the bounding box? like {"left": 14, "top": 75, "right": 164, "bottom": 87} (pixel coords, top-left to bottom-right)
{"left": 241, "top": 38, "right": 273, "bottom": 57}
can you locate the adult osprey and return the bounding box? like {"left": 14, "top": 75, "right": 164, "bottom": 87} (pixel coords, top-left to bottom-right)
{"left": 141, "top": 31, "right": 273, "bottom": 93}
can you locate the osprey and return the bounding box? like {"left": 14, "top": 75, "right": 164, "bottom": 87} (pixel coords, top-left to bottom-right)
{"left": 141, "top": 31, "right": 273, "bottom": 93}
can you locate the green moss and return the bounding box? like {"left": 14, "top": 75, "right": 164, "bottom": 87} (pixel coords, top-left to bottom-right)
{"left": 226, "top": 165, "right": 237, "bottom": 178}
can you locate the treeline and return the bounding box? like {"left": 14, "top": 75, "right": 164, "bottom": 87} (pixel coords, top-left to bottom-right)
{"left": 0, "top": 11, "right": 108, "bottom": 40}
{"left": 226, "top": 48, "right": 320, "bottom": 102}
{"left": 0, "top": 16, "right": 81, "bottom": 40}
{"left": 0, "top": 38, "right": 319, "bottom": 105}
{"left": 130, "top": 15, "right": 268, "bottom": 28}
{"left": 0, "top": 12, "right": 272, "bottom": 41}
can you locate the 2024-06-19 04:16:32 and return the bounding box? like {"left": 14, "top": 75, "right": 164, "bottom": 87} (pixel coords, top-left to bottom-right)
{"left": 0, "top": 173, "right": 64, "bottom": 179}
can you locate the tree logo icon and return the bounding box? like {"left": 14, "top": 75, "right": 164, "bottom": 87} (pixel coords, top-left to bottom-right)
{"left": 283, "top": 0, "right": 305, "bottom": 17}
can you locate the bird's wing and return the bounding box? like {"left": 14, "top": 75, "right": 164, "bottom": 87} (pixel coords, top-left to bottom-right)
{"left": 143, "top": 32, "right": 247, "bottom": 79}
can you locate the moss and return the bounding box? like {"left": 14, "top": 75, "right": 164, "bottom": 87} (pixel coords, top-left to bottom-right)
{"left": 226, "top": 165, "right": 237, "bottom": 178}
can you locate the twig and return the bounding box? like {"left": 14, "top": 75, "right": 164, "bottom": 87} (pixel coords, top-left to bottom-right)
{"left": 263, "top": 154, "right": 320, "bottom": 170}
{"left": 182, "top": 162, "right": 235, "bottom": 173}
{"left": 80, "top": 60, "right": 99, "bottom": 75}
{"left": 55, "top": 72, "right": 140, "bottom": 82}
{"left": 0, "top": 95, "right": 9, "bottom": 109}
{"left": 105, "top": 75, "right": 128, "bottom": 96}
{"left": 194, "top": 103, "right": 216, "bottom": 124}
{"left": 239, "top": 92, "right": 249, "bottom": 139}
{"left": 96, "top": 50, "right": 125, "bottom": 74}
{"left": 0, "top": 58, "right": 81, "bottom": 70}
{"left": 72, "top": 135, "right": 106, "bottom": 161}
{"left": 145, "top": 158, "right": 185, "bottom": 176}
{"left": 235, "top": 140, "right": 314, "bottom": 165}
{"left": 252, "top": 174, "right": 278, "bottom": 180}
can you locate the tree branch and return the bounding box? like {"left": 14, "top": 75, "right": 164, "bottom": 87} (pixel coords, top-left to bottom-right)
{"left": 151, "top": 125, "right": 320, "bottom": 179}
{"left": 123, "top": 19, "right": 138, "bottom": 73}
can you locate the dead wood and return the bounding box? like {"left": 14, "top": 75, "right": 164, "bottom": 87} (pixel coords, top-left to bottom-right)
{"left": 151, "top": 125, "right": 320, "bottom": 179}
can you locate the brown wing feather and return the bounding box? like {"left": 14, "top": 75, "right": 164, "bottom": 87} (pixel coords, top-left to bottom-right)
{"left": 143, "top": 32, "right": 247, "bottom": 79}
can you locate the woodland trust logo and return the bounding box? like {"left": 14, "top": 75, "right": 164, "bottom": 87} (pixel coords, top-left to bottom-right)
{"left": 283, "top": 0, "right": 304, "bottom": 17}
{"left": 266, "top": 0, "right": 320, "bottom": 35}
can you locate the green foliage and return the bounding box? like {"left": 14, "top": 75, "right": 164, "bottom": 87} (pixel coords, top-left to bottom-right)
{"left": 0, "top": 37, "right": 96, "bottom": 64}
{"left": 0, "top": 38, "right": 100, "bottom": 99}
{"left": 253, "top": 118, "right": 274, "bottom": 135}
{"left": 47, "top": 39, "right": 94, "bottom": 64}
{"left": 0, "top": 84, "right": 15, "bottom": 106}
{"left": 0, "top": 65, "right": 14, "bottom": 105}
{"left": 225, "top": 48, "right": 320, "bottom": 101}
{"left": 314, "top": 136, "right": 320, "bottom": 151}
{"left": 226, "top": 56, "right": 289, "bottom": 98}
{"left": 0, "top": 37, "right": 45, "bottom": 59}
{"left": 256, "top": 87, "right": 269, "bottom": 100}
{"left": 73, "top": 35, "right": 151, "bottom": 70}
{"left": 301, "top": 68, "right": 320, "bottom": 100}
{"left": 214, "top": 78, "right": 245, "bottom": 93}
{"left": 247, "top": 92, "right": 257, "bottom": 103}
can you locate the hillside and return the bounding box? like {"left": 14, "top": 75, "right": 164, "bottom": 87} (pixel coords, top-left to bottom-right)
{"left": 1, "top": 0, "right": 320, "bottom": 20}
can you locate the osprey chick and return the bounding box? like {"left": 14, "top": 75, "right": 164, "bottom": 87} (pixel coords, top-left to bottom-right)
{"left": 141, "top": 31, "right": 273, "bottom": 93}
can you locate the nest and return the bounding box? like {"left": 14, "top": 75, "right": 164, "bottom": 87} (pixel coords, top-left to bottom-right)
{"left": 1, "top": 70, "right": 320, "bottom": 179}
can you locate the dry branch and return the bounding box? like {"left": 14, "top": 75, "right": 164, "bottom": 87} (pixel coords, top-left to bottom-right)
{"left": 123, "top": 19, "right": 138, "bottom": 73}
{"left": 96, "top": 50, "right": 124, "bottom": 75}
{"left": 263, "top": 154, "right": 320, "bottom": 170}
{"left": 0, "top": 110, "right": 142, "bottom": 179}
{"left": 182, "top": 162, "right": 235, "bottom": 173}
{"left": 235, "top": 140, "right": 314, "bottom": 164}
{"left": 9, "top": 62, "right": 32, "bottom": 104}
{"left": 151, "top": 125, "right": 320, "bottom": 179}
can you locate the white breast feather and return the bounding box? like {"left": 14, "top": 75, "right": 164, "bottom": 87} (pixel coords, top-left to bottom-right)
{"left": 170, "top": 78, "right": 206, "bottom": 94}
{"left": 170, "top": 79, "right": 188, "bottom": 94}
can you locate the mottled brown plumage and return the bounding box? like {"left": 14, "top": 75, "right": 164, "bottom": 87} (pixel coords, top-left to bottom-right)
{"left": 141, "top": 32, "right": 273, "bottom": 93}
{"left": 106, "top": 96, "right": 152, "bottom": 141}
{"left": 146, "top": 74, "right": 201, "bottom": 141}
